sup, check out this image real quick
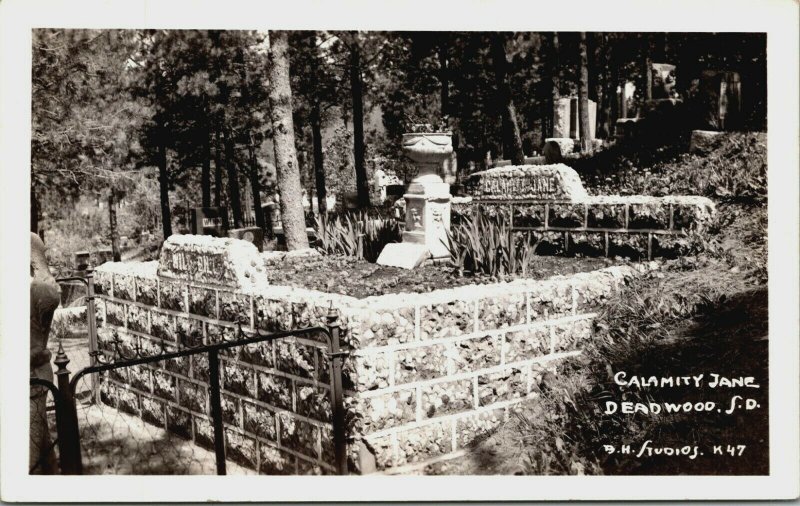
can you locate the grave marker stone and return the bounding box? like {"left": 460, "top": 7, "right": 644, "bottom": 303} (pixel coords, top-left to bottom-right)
{"left": 190, "top": 206, "right": 229, "bottom": 237}
{"left": 377, "top": 130, "right": 454, "bottom": 268}
{"left": 465, "top": 164, "right": 588, "bottom": 201}
{"left": 157, "top": 235, "right": 268, "bottom": 290}
{"left": 700, "top": 70, "right": 742, "bottom": 130}
{"left": 650, "top": 63, "right": 679, "bottom": 99}
{"left": 553, "top": 97, "right": 572, "bottom": 138}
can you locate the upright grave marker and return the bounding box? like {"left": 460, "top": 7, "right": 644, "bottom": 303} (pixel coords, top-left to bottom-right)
{"left": 377, "top": 130, "right": 454, "bottom": 269}
{"left": 190, "top": 207, "right": 229, "bottom": 237}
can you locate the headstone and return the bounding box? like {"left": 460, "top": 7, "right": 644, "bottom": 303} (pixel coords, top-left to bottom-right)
{"left": 377, "top": 130, "right": 454, "bottom": 268}
{"left": 158, "top": 234, "right": 268, "bottom": 290}
{"left": 344, "top": 191, "right": 359, "bottom": 210}
{"left": 267, "top": 202, "right": 283, "bottom": 230}
{"left": 617, "top": 82, "right": 631, "bottom": 119}
{"left": 494, "top": 157, "right": 546, "bottom": 167}
{"left": 441, "top": 150, "right": 458, "bottom": 185}
{"left": 373, "top": 168, "right": 387, "bottom": 192}
{"left": 190, "top": 207, "right": 229, "bottom": 237}
{"left": 74, "top": 251, "right": 91, "bottom": 270}
{"left": 543, "top": 138, "right": 576, "bottom": 164}
{"left": 30, "top": 233, "right": 60, "bottom": 473}
{"left": 650, "top": 63, "right": 679, "bottom": 99}
{"left": 524, "top": 155, "right": 546, "bottom": 165}
{"left": 557, "top": 97, "right": 596, "bottom": 141}
{"left": 465, "top": 163, "right": 589, "bottom": 201}
{"left": 615, "top": 118, "right": 640, "bottom": 139}
{"left": 689, "top": 129, "right": 724, "bottom": 153}
{"left": 228, "top": 226, "right": 265, "bottom": 252}
{"left": 93, "top": 248, "right": 114, "bottom": 266}
{"left": 699, "top": 70, "right": 742, "bottom": 130}
{"left": 553, "top": 97, "right": 571, "bottom": 138}
{"left": 326, "top": 195, "right": 337, "bottom": 212}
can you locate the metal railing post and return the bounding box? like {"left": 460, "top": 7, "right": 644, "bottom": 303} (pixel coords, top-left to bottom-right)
{"left": 326, "top": 307, "right": 348, "bottom": 475}
{"left": 207, "top": 349, "right": 227, "bottom": 475}
{"left": 53, "top": 343, "right": 83, "bottom": 474}
{"left": 85, "top": 269, "right": 99, "bottom": 403}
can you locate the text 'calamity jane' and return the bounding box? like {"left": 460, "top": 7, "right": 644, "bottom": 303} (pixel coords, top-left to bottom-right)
{"left": 612, "top": 371, "right": 761, "bottom": 389}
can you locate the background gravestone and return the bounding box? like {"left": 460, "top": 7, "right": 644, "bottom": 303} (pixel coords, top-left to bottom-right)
{"left": 699, "top": 70, "right": 742, "bottom": 130}
{"left": 190, "top": 206, "right": 229, "bottom": 237}
{"left": 650, "top": 63, "right": 679, "bottom": 99}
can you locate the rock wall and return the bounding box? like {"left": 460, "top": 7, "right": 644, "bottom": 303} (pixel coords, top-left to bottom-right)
{"left": 93, "top": 259, "right": 347, "bottom": 475}
{"left": 341, "top": 262, "right": 653, "bottom": 473}
{"left": 92, "top": 236, "right": 654, "bottom": 474}
{"left": 452, "top": 195, "right": 715, "bottom": 260}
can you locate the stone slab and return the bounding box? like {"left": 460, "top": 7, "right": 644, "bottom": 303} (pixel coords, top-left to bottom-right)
{"left": 689, "top": 129, "right": 724, "bottom": 154}
{"left": 465, "top": 163, "right": 588, "bottom": 201}
{"left": 157, "top": 235, "right": 268, "bottom": 291}
{"left": 376, "top": 242, "right": 431, "bottom": 270}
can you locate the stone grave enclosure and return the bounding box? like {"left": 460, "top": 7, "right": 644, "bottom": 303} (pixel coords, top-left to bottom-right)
{"left": 457, "top": 164, "right": 716, "bottom": 259}
{"left": 92, "top": 234, "right": 657, "bottom": 474}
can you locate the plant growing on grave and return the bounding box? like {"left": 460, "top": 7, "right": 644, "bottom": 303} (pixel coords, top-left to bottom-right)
{"left": 445, "top": 213, "right": 541, "bottom": 278}
{"left": 315, "top": 210, "right": 401, "bottom": 263}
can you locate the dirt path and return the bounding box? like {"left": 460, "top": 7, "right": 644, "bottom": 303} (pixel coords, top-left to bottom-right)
{"left": 75, "top": 402, "right": 256, "bottom": 475}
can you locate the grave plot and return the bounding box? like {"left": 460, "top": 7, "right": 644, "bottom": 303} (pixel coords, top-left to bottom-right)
{"left": 93, "top": 234, "right": 658, "bottom": 474}
{"left": 456, "top": 163, "right": 716, "bottom": 259}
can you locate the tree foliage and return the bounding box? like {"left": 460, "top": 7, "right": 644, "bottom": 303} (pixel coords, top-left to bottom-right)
{"left": 33, "top": 30, "right": 767, "bottom": 250}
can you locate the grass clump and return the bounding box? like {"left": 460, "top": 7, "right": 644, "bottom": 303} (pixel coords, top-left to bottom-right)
{"left": 445, "top": 213, "right": 541, "bottom": 278}
{"left": 314, "top": 210, "right": 401, "bottom": 263}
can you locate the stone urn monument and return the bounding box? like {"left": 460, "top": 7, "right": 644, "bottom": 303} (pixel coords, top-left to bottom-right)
{"left": 377, "top": 129, "right": 453, "bottom": 268}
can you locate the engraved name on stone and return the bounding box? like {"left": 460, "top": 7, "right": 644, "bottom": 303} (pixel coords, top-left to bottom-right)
{"left": 163, "top": 250, "right": 230, "bottom": 282}
{"left": 480, "top": 175, "right": 556, "bottom": 196}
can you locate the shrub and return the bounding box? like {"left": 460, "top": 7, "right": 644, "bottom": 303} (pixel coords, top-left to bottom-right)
{"left": 577, "top": 132, "right": 767, "bottom": 203}
{"left": 315, "top": 210, "right": 401, "bottom": 263}
{"left": 446, "top": 213, "right": 541, "bottom": 277}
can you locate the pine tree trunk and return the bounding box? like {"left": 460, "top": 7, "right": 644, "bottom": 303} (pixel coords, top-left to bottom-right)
{"left": 542, "top": 32, "right": 560, "bottom": 145}
{"left": 349, "top": 38, "right": 370, "bottom": 208}
{"left": 214, "top": 128, "right": 223, "bottom": 208}
{"left": 311, "top": 103, "right": 327, "bottom": 213}
{"left": 491, "top": 34, "right": 525, "bottom": 164}
{"left": 602, "top": 34, "right": 617, "bottom": 138}
{"left": 592, "top": 33, "right": 610, "bottom": 139}
{"left": 108, "top": 190, "right": 121, "bottom": 261}
{"left": 224, "top": 129, "right": 243, "bottom": 228}
{"left": 247, "top": 138, "right": 265, "bottom": 229}
{"left": 157, "top": 134, "right": 172, "bottom": 241}
{"left": 578, "top": 32, "right": 592, "bottom": 153}
{"left": 266, "top": 30, "right": 310, "bottom": 250}
{"left": 202, "top": 126, "right": 212, "bottom": 208}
